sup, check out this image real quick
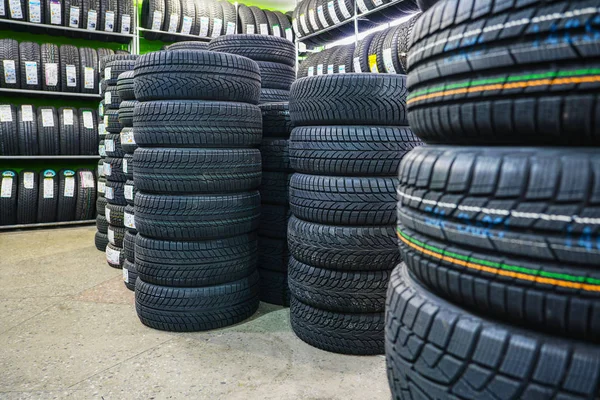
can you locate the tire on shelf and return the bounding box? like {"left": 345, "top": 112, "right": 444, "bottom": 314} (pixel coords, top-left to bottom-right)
{"left": 135, "top": 233, "right": 258, "bottom": 287}
{"left": 40, "top": 43, "right": 61, "bottom": 91}
{"left": 79, "top": 47, "right": 98, "bottom": 94}
{"left": 118, "top": 0, "right": 133, "bottom": 33}
{"left": 56, "top": 169, "right": 78, "bottom": 221}
{"left": 83, "top": 0, "right": 103, "bottom": 30}
{"left": 0, "top": 39, "right": 20, "bottom": 89}
{"left": 192, "top": 0, "right": 210, "bottom": 36}
{"left": 352, "top": 32, "right": 376, "bottom": 73}
{"left": 79, "top": 108, "right": 98, "bottom": 155}
{"left": 133, "top": 147, "right": 262, "bottom": 194}
{"left": 58, "top": 107, "right": 80, "bottom": 155}
{"left": 37, "top": 106, "right": 59, "bottom": 155}
{"left": 264, "top": 10, "right": 281, "bottom": 37}
{"left": 208, "top": 34, "right": 296, "bottom": 66}
{"left": 135, "top": 270, "right": 260, "bottom": 332}
{"left": 75, "top": 169, "right": 96, "bottom": 220}
{"left": 386, "top": 263, "right": 600, "bottom": 400}
{"left": 0, "top": 171, "right": 18, "bottom": 226}
{"left": 44, "top": 0, "right": 62, "bottom": 24}
{"left": 17, "top": 170, "right": 38, "bottom": 224}
{"left": 19, "top": 42, "right": 41, "bottom": 91}
{"left": 273, "top": 11, "right": 292, "bottom": 41}
{"left": 237, "top": 4, "right": 256, "bottom": 34}
{"left": 220, "top": 0, "right": 236, "bottom": 35}
{"left": 141, "top": 0, "right": 165, "bottom": 30}
{"left": 37, "top": 169, "right": 58, "bottom": 223}
{"left": 59, "top": 44, "right": 80, "bottom": 93}
{"left": 248, "top": 6, "right": 268, "bottom": 35}
{"left": 208, "top": 0, "right": 223, "bottom": 37}
{"left": 17, "top": 104, "right": 38, "bottom": 156}
{"left": 133, "top": 51, "right": 261, "bottom": 103}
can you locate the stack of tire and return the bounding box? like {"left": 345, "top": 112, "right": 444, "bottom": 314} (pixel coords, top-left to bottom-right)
{"left": 100, "top": 55, "right": 138, "bottom": 270}
{"left": 0, "top": 168, "right": 96, "bottom": 226}
{"left": 95, "top": 74, "right": 109, "bottom": 251}
{"left": 293, "top": 0, "right": 418, "bottom": 45}
{"left": 208, "top": 34, "right": 296, "bottom": 105}
{"left": 287, "top": 73, "right": 422, "bottom": 354}
{"left": 297, "top": 16, "right": 417, "bottom": 78}
{"left": 132, "top": 50, "right": 263, "bottom": 331}
{"left": 117, "top": 70, "right": 138, "bottom": 291}
{"left": 386, "top": 1, "right": 600, "bottom": 398}
{"left": 257, "top": 102, "right": 293, "bottom": 306}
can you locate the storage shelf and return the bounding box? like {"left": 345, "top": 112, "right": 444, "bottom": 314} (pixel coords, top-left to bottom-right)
{"left": 0, "top": 155, "right": 100, "bottom": 160}
{"left": 0, "top": 219, "right": 95, "bottom": 230}
{"left": 138, "top": 27, "right": 213, "bottom": 43}
{"left": 0, "top": 88, "right": 101, "bottom": 100}
{"left": 0, "top": 19, "right": 134, "bottom": 43}
{"left": 297, "top": 0, "right": 418, "bottom": 47}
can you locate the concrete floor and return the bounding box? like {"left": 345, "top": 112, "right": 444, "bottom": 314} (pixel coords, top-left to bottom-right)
{"left": 0, "top": 226, "right": 390, "bottom": 400}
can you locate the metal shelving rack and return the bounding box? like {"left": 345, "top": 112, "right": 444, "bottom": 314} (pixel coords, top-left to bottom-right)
{"left": 0, "top": 6, "right": 136, "bottom": 230}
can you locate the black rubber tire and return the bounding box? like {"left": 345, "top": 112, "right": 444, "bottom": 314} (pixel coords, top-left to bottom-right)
{"left": 0, "top": 39, "right": 20, "bottom": 89}
{"left": 105, "top": 109, "right": 121, "bottom": 133}
{"left": 260, "top": 102, "right": 292, "bottom": 138}
{"left": 19, "top": 42, "right": 41, "bottom": 90}
{"left": 123, "top": 259, "right": 137, "bottom": 291}
{"left": 117, "top": 0, "right": 132, "bottom": 32}
{"left": 290, "top": 74, "right": 408, "bottom": 126}
{"left": 40, "top": 43, "right": 60, "bottom": 91}
{"left": 237, "top": 4, "right": 255, "bottom": 34}
{"left": 164, "top": 0, "right": 181, "bottom": 32}
{"left": 288, "top": 215, "right": 400, "bottom": 271}
{"left": 95, "top": 231, "right": 109, "bottom": 251}
{"left": 97, "top": 176, "right": 106, "bottom": 198}
{"left": 105, "top": 58, "right": 137, "bottom": 86}
{"left": 0, "top": 105, "right": 18, "bottom": 155}
{"left": 398, "top": 146, "right": 600, "bottom": 341}
{"left": 75, "top": 169, "right": 96, "bottom": 219}
{"left": 274, "top": 11, "right": 292, "bottom": 41}
{"left": 260, "top": 138, "right": 290, "bottom": 171}
{"left": 105, "top": 203, "right": 124, "bottom": 227}
{"left": 289, "top": 125, "right": 421, "bottom": 176}
{"left": 191, "top": 0, "right": 210, "bottom": 36}
{"left": 56, "top": 169, "right": 78, "bottom": 221}
{"left": 257, "top": 61, "right": 295, "bottom": 90}
{"left": 133, "top": 148, "right": 262, "bottom": 194}
{"left": 259, "top": 171, "right": 291, "bottom": 205}
{"left": 366, "top": 30, "right": 386, "bottom": 73}
{"left": 164, "top": 41, "right": 209, "bottom": 51}
{"left": 17, "top": 104, "right": 38, "bottom": 156}
{"left": 96, "top": 215, "right": 108, "bottom": 233}
{"left": 289, "top": 256, "right": 389, "bottom": 313}
{"left": 135, "top": 271, "right": 260, "bottom": 332}
{"left": 141, "top": 0, "right": 165, "bottom": 30}
{"left": 259, "top": 204, "right": 290, "bottom": 239}
{"left": 248, "top": 6, "right": 267, "bottom": 35}
{"left": 290, "top": 174, "right": 397, "bottom": 225}
{"left": 135, "top": 233, "right": 257, "bottom": 287}
{"left": 386, "top": 263, "right": 600, "bottom": 400}
{"left": 123, "top": 230, "right": 135, "bottom": 262}
{"left": 123, "top": 153, "right": 133, "bottom": 180}
{"left": 124, "top": 180, "right": 136, "bottom": 205}
{"left": 16, "top": 170, "right": 38, "bottom": 224}
{"left": 43, "top": 0, "right": 62, "bottom": 24}
{"left": 104, "top": 156, "right": 126, "bottom": 182}
{"left": 105, "top": 179, "right": 127, "bottom": 206}
{"left": 0, "top": 171, "right": 17, "bottom": 225}
{"left": 258, "top": 231, "right": 288, "bottom": 269}
{"left": 118, "top": 100, "right": 136, "bottom": 127}
{"left": 259, "top": 268, "right": 289, "bottom": 306}
{"left": 96, "top": 195, "right": 107, "bottom": 216}
{"left": 104, "top": 85, "right": 121, "bottom": 110}
{"left": 59, "top": 44, "right": 80, "bottom": 93}
{"left": 133, "top": 100, "right": 262, "bottom": 148}
{"left": 99, "top": 54, "right": 137, "bottom": 75}
{"left": 104, "top": 133, "right": 124, "bottom": 158}
{"left": 134, "top": 51, "right": 261, "bottom": 103}
{"left": 37, "top": 106, "right": 59, "bottom": 155}
{"left": 37, "top": 170, "right": 58, "bottom": 223}
{"left": 135, "top": 191, "right": 261, "bottom": 240}
{"left": 352, "top": 32, "right": 376, "bottom": 73}
{"left": 116, "top": 70, "right": 134, "bottom": 100}
{"left": 58, "top": 107, "right": 80, "bottom": 155}
{"left": 207, "top": 0, "right": 223, "bottom": 37}
{"left": 291, "top": 296, "right": 384, "bottom": 355}
{"left": 220, "top": 0, "right": 236, "bottom": 35}
{"left": 78, "top": 47, "right": 98, "bottom": 94}
{"left": 124, "top": 204, "right": 135, "bottom": 233}
{"left": 82, "top": 0, "right": 102, "bottom": 30}
{"left": 208, "top": 34, "right": 296, "bottom": 67}
{"left": 120, "top": 127, "right": 136, "bottom": 154}
{"left": 106, "top": 242, "right": 124, "bottom": 268}
{"left": 408, "top": 0, "right": 600, "bottom": 146}
{"left": 177, "top": 0, "right": 194, "bottom": 34}
{"left": 78, "top": 108, "right": 97, "bottom": 155}
{"left": 108, "top": 225, "right": 125, "bottom": 247}
{"left": 264, "top": 10, "right": 280, "bottom": 37}
{"left": 260, "top": 88, "right": 289, "bottom": 103}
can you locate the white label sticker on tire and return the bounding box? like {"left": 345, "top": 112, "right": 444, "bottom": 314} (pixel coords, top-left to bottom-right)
{"left": 246, "top": 24, "right": 255, "bottom": 34}
{"left": 317, "top": 6, "right": 329, "bottom": 28}
{"left": 108, "top": 227, "right": 115, "bottom": 244}
{"left": 80, "top": 171, "right": 94, "bottom": 188}
{"left": 43, "top": 178, "right": 54, "bottom": 198}
{"left": 98, "top": 123, "right": 105, "bottom": 135}
{"left": 122, "top": 159, "right": 128, "bottom": 173}
{"left": 106, "top": 246, "right": 120, "bottom": 264}
{"left": 0, "top": 105, "right": 12, "bottom": 122}
{"left": 327, "top": 1, "right": 340, "bottom": 24}
{"left": 124, "top": 212, "right": 135, "bottom": 229}
{"left": 63, "top": 108, "right": 74, "bottom": 125}
{"left": 181, "top": 15, "right": 192, "bottom": 34}
{"left": 285, "top": 27, "right": 293, "bottom": 41}
{"left": 64, "top": 176, "right": 75, "bottom": 197}
{"left": 151, "top": 10, "right": 162, "bottom": 30}
{"left": 337, "top": 0, "right": 351, "bottom": 19}
{"left": 353, "top": 57, "right": 362, "bottom": 73}
{"left": 120, "top": 130, "right": 135, "bottom": 144}
{"left": 45, "top": 63, "right": 58, "bottom": 87}
{"left": 104, "top": 10, "right": 114, "bottom": 31}
{"left": 122, "top": 267, "right": 129, "bottom": 283}
{"left": 9, "top": 0, "right": 22, "bottom": 18}
{"left": 28, "top": 0, "right": 41, "bottom": 22}
{"left": 69, "top": 6, "right": 80, "bottom": 27}
{"left": 98, "top": 144, "right": 106, "bottom": 157}
{"left": 226, "top": 21, "right": 236, "bottom": 35}
{"left": 338, "top": 65, "right": 346, "bottom": 73}
{"left": 199, "top": 16, "right": 209, "bottom": 36}
{"left": 105, "top": 186, "right": 114, "bottom": 199}
{"left": 167, "top": 13, "right": 178, "bottom": 33}
{"left": 66, "top": 64, "right": 76, "bottom": 87}
{"left": 308, "top": 9, "right": 318, "bottom": 30}
{"left": 25, "top": 61, "right": 37, "bottom": 85}
{"left": 272, "top": 24, "right": 280, "bottom": 36}
{"left": 121, "top": 14, "right": 131, "bottom": 33}
{"left": 105, "top": 138, "right": 114, "bottom": 152}
{"left": 104, "top": 67, "right": 111, "bottom": 80}
{"left": 124, "top": 184, "right": 133, "bottom": 200}
{"left": 1, "top": 177, "right": 12, "bottom": 198}
{"left": 259, "top": 23, "right": 268, "bottom": 35}
{"left": 49, "top": 0, "right": 61, "bottom": 24}
{"left": 0, "top": 0, "right": 5, "bottom": 16}
{"left": 382, "top": 48, "right": 396, "bottom": 74}
{"left": 316, "top": 64, "right": 323, "bottom": 75}
{"left": 41, "top": 109, "right": 54, "bottom": 127}
{"left": 3, "top": 60, "right": 16, "bottom": 84}
{"left": 84, "top": 67, "right": 94, "bottom": 89}
{"left": 307, "top": 66, "right": 314, "bottom": 76}
{"left": 356, "top": 0, "right": 369, "bottom": 13}
{"left": 327, "top": 64, "right": 334, "bottom": 74}
{"left": 105, "top": 206, "right": 111, "bottom": 223}
{"left": 83, "top": 111, "right": 93, "bottom": 129}
{"left": 87, "top": 9, "right": 97, "bottom": 29}
{"left": 300, "top": 14, "right": 309, "bottom": 33}
{"left": 24, "top": 172, "right": 34, "bottom": 189}
{"left": 211, "top": 18, "right": 223, "bottom": 37}
{"left": 104, "top": 162, "right": 111, "bottom": 176}
{"left": 105, "top": 91, "right": 111, "bottom": 104}
{"left": 97, "top": 180, "right": 105, "bottom": 194}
